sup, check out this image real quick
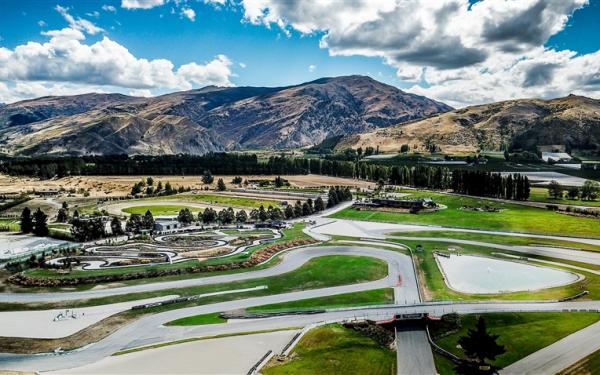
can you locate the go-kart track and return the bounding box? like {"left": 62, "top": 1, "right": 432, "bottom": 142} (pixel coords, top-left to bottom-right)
{"left": 2, "top": 207, "right": 600, "bottom": 374}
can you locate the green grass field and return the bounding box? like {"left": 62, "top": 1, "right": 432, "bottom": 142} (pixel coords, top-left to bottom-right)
{"left": 262, "top": 324, "right": 396, "bottom": 375}
{"left": 122, "top": 205, "right": 203, "bottom": 216}
{"left": 529, "top": 187, "right": 600, "bottom": 207}
{"left": 0, "top": 218, "right": 20, "bottom": 232}
{"left": 7, "top": 255, "right": 388, "bottom": 311}
{"left": 166, "top": 312, "right": 226, "bottom": 326}
{"left": 391, "top": 230, "right": 600, "bottom": 253}
{"left": 167, "top": 288, "right": 394, "bottom": 326}
{"left": 434, "top": 312, "right": 600, "bottom": 373}
{"left": 330, "top": 190, "right": 600, "bottom": 238}
{"left": 155, "top": 193, "right": 280, "bottom": 208}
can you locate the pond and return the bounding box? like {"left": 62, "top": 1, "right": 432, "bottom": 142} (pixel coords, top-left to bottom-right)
{"left": 436, "top": 254, "right": 580, "bottom": 294}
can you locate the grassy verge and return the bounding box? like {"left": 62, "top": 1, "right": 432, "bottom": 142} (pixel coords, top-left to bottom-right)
{"left": 558, "top": 348, "right": 600, "bottom": 374}
{"left": 0, "top": 218, "right": 20, "bottom": 232}
{"left": 123, "top": 205, "right": 203, "bottom": 216}
{"left": 434, "top": 312, "right": 600, "bottom": 373}
{"left": 0, "top": 254, "right": 388, "bottom": 311}
{"left": 391, "top": 230, "right": 600, "bottom": 253}
{"left": 529, "top": 187, "right": 600, "bottom": 207}
{"left": 167, "top": 288, "right": 394, "bottom": 326}
{"left": 330, "top": 190, "right": 600, "bottom": 238}
{"left": 166, "top": 312, "right": 225, "bottom": 326}
{"left": 262, "top": 324, "right": 396, "bottom": 375}
{"left": 145, "top": 193, "right": 280, "bottom": 209}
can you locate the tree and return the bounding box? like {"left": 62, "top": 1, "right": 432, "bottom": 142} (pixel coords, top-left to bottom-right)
{"left": 274, "top": 176, "right": 286, "bottom": 188}
{"left": 249, "top": 208, "right": 260, "bottom": 222}
{"left": 110, "top": 216, "right": 124, "bottom": 235}
{"left": 314, "top": 197, "right": 325, "bottom": 212}
{"left": 131, "top": 182, "right": 142, "bottom": 195}
{"left": 202, "top": 170, "right": 214, "bottom": 184}
{"left": 547, "top": 180, "right": 564, "bottom": 199}
{"left": 293, "top": 201, "right": 303, "bottom": 217}
{"left": 581, "top": 180, "right": 600, "bottom": 201}
{"left": 56, "top": 208, "right": 69, "bottom": 223}
{"left": 258, "top": 205, "right": 268, "bottom": 222}
{"left": 156, "top": 181, "right": 163, "bottom": 191}
{"left": 71, "top": 217, "right": 106, "bottom": 242}
{"left": 567, "top": 186, "right": 580, "bottom": 200}
{"left": 142, "top": 210, "right": 155, "bottom": 230}
{"left": 232, "top": 176, "right": 243, "bottom": 184}
{"left": 302, "top": 202, "right": 312, "bottom": 216}
{"left": 235, "top": 210, "right": 248, "bottom": 223}
{"left": 178, "top": 208, "right": 194, "bottom": 226}
{"left": 270, "top": 207, "right": 283, "bottom": 221}
{"left": 284, "top": 205, "right": 294, "bottom": 219}
{"left": 126, "top": 214, "right": 143, "bottom": 233}
{"left": 217, "top": 178, "right": 227, "bottom": 191}
{"left": 400, "top": 144, "right": 409, "bottom": 153}
{"left": 32, "top": 208, "right": 49, "bottom": 237}
{"left": 72, "top": 210, "right": 80, "bottom": 219}
{"left": 201, "top": 207, "right": 217, "bottom": 224}
{"left": 146, "top": 176, "right": 154, "bottom": 186}
{"left": 455, "top": 317, "right": 505, "bottom": 375}
{"left": 20, "top": 207, "right": 33, "bottom": 233}
{"left": 61, "top": 201, "right": 69, "bottom": 210}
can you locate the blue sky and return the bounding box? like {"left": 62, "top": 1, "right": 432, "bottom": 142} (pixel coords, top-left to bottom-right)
{"left": 0, "top": 0, "right": 599, "bottom": 106}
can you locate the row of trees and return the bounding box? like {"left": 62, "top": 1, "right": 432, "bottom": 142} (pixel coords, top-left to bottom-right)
{"left": 452, "top": 170, "right": 531, "bottom": 200}
{"left": 548, "top": 180, "right": 599, "bottom": 201}
{"left": 131, "top": 178, "right": 188, "bottom": 196}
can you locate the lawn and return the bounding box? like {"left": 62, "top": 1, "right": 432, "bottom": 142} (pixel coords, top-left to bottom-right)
{"left": 330, "top": 190, "right": 600, "bottom": 238}
{"left": 166, "top": 312, "right": 225, "bottom": 326}
{"left": 155, "top": 193, "right": 280, "bottom": 209}
{"left": 6, "top": 254, "right": 388, "bottom": 311}
{"left": 529, "top": 187, "right": 600, "bottom": 207}
{"left": 434, "top": 312, "right": 600, "bottom": 373}
{"left": 0, "top": 218, "right": 20, "bottom": 232}
{"left": 122, "top": 204, "right": 202, "bottom": 216}
{"left": 167, "top": 288, "right": 394, "bottom": 326}
{"left": 262, "top": 324, "right": 396, "bottom": 375}
{"left": 391, "top": 230, "right": 600, "bottom": 253}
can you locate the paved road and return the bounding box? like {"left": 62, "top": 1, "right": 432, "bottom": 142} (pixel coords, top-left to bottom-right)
{"left": 3, "top": 300, "right": 600, "bottom": 372}
{"left": 501, "top": 320, "right": 600, "bottom": 375}
{"left": 395, "top": 323, "right": 436, "bottom": 375}
{"left": 0, "top": 245, "right": 413, "bottom": 303}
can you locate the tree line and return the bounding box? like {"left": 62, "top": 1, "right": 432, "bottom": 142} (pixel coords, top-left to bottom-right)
{"left": 452, "top": 170, "right": 530, "bottom": 200}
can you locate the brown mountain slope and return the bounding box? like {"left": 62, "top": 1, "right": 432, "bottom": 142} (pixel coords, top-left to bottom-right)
{"left": 336, "top": 95, "right": 600, "bottom": 154}
{"left": 0, "top": 76, "right": 451, "bottom": 156}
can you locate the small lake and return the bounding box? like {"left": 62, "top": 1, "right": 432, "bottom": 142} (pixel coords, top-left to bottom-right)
{"left": 436, "top": 254, "right": 580, "bottom": 294}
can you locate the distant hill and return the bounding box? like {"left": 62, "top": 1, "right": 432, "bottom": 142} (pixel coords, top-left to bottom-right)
{"left": 0, "top": 75, "right": 451, "bottom": 156}
{"left": 336, "top": 95, "right": 600, "bottom": 154}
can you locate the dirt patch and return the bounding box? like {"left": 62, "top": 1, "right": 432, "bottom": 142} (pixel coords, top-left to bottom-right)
{"left": 0, "top": 312, "right": 144, "bottom": 354}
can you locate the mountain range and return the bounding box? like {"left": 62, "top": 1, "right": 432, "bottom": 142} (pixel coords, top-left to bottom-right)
{"left": 0, "top": 76, "right": 451, "bottom": 156}
{"left": 336, "top": 95, "right": 600, "bottom": 154}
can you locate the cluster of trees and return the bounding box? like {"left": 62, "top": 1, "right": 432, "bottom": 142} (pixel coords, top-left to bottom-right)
{"left": 452, "top": 170, "right": 530, "bottom": 200}
{"left": 548, "top": 180, "right": 599, "bottom": 201}
{"left": 70, "top": 217, "right": 106, "bottom": 242}
{"left": 326, "top": 186, "right": 352, "bottom": 208}
{"left": 20, "top": 207, "right": 48, "bottom": 236}
{"left": 125, "top": 210, "right": 155, "bottom": 234}
{"left": 131, "top": 177, "right": 188, "bottom": 196}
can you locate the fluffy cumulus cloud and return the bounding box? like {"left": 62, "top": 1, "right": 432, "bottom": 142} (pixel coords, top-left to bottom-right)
{"left": 180, "top": 7, "right": 196, "bottom": 21}
{"left": 121, "top": 0, "right": 165, "bottom": 10}
{"left": 241, "top": 0, "right": 597, "bottom": 107}
{"left": 0, "top": 6, "right": 233, "bottom": 103}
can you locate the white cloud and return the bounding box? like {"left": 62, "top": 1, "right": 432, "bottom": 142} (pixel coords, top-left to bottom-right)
{"left": 239, "top": 62, "right": 247, "bottom": 68}
{"left": 180, "top": 7, "right": 196, "bottom": 21}
{"left": 240, "top": 0, "right": 596, "bottom": 107}
{"left": 308, "top": 64, "right": 316, "bottom": 73}
{"left": 38, "top": 20, "right": 47, "bottom": 27}
{"left": 55, "top": 5, "right": 104, "bottom": 35}
{"left": 129, "top": 88, "right": 153, "bottom": 97}
{"left": 102, "top": 4, "right": 117, "bottom": 12}
{"left": 86, "top": 11, "right": 101, "bottom": 18}
{"left": 0, "top": 26, "right": 234, "bottom": 103}
{"left": 121, "top": 0, "right": 165, "bottom": 10}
